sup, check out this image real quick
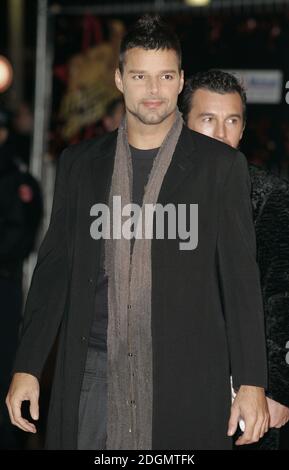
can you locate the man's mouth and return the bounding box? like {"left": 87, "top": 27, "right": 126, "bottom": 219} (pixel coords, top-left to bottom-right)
{"left": 142, "top": 100, "right": 163, "bottom": 109}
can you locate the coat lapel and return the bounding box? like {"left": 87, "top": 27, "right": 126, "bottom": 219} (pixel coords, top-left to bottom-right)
{"left": 78, "top": 131, "right": 117, "bottom": 283}
{"left": 91, "top": 130, "right": 117, "bottom": 203}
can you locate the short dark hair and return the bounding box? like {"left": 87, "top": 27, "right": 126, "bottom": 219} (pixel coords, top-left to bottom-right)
{"left": 181, "top": 70, "right": 247, "bottom": 125}
{"left": 119, "top": 14, "right": 182, "bottom": 74}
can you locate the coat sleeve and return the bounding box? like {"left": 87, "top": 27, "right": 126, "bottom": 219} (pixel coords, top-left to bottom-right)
{"left": 258, "top": 185, "right": 289, "bottom": 407}
{"left": 12, "top": 148, "right": 71, "bottom": 380}
{"left": 217, "top": 152, "right": 268, "bottom": 390}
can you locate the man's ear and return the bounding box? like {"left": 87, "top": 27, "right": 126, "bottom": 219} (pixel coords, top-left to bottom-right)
{"left": 115, "top": 69, "right": 124, "bottom": 93}
{"left": 179, "top": 69, "right": 184, "bottom": 94}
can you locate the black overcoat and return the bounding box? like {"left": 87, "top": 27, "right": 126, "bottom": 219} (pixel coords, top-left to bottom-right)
{"left": 13, "top": 126, "right": 267, "bottom": 449}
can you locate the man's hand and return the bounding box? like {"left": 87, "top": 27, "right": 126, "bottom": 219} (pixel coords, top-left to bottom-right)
{"left": 228, "top": 385, "right": 269, "bottom": 445}
{"left": 6, "top": 372, "right": 40, "bottom": 433}
{"left": 267, "top": 397, "right": 289, "bottom": 428}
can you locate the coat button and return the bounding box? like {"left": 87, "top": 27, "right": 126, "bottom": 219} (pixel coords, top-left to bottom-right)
{"left": 88, "top": 278, "right": 94, "bottom": 284}
{"left": 81, "top": 336, "right": 87, "bottom": 341}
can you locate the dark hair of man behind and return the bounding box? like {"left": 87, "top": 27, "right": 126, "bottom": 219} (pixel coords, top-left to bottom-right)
{"left": 119, "top": 14, "right": 182, "bottom": 74}
{"left": 181, "top": 70, "right": 247, "bottom": 125}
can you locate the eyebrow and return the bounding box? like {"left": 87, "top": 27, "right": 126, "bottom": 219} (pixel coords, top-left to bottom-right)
{"left": 198, "top": 112, "right": 242, "bottom": 118}
{"left": 128, "top": 70, "right": 178, "bottom": 74}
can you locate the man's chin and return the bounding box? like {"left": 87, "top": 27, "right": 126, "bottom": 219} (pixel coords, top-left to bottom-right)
{"left": 137, "top": 112, "right": 169, "bottom": 125}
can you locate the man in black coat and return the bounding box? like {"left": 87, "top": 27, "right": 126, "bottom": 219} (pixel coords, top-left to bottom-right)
{"left": 182, "top": 69, "right": 289, "bottom": 449}
{"left": 6, "top": 16, "right": 269, "bottom": 450}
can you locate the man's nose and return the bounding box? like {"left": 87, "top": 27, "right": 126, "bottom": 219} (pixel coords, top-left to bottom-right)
{"left": 214, "top": 122, "right": 226, "bottom": 142}
{"left": 147, "top": 77, "right": 159, "bottom": 95}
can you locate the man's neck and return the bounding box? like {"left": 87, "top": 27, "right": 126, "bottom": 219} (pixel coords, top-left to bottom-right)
{"left": 127, "top": 111, "right": 176, "bottom": 150}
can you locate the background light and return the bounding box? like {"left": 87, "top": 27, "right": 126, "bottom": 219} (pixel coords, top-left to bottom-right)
{"left": 0, "top": 55, "right": 13, "bottom": 93}
{"left": 185, "top": 0, "right": 211, "bottom": 6}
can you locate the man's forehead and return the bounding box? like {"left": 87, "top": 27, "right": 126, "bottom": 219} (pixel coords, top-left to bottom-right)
{"left": 190, "top": 89, "right": 243, "bottom": 115}
{"left": 123, "top": 47, "right": 179, "bottom": 69}
{"left": 193, "top": 89, "right": 242, "bottom": 107}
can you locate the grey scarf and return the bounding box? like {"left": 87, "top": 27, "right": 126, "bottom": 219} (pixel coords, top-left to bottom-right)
{"left": 105, "top": 109, "right": 183, "bottom": 449}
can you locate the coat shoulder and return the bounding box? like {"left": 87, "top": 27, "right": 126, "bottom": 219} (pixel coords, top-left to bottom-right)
{"left": 249, "top": 164, "right": 289, "bottom": 221}
{"left": 59, "top": 130, "right": 117, "bottom": 174}
{"left": 182, "top": 126, "right": 246, "bottom": 189}
{"left": 249, "top": 164, "right": 289, "bottom": 195}
{"left": 184, "top": 126, "right": 242, "bottom": 168}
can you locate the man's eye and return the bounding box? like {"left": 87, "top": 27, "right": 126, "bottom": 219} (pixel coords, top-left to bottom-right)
{"left": 203, "top": 117, "right": 212, "bottom": 123}
{"left": 228, "top": 118, "right": 238, "bottom": 124}
{"left": 133, "top": 75, "right": 145, "bottom": 80}
{"left": 161, "top": 74, "right": 173, "bottom": 80}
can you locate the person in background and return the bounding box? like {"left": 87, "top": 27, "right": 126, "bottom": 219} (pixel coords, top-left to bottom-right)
{"left": 12, "top": 103, "right": 34, "bottom": 168}
{"left": 0, "top": 107, "right": 43, "bottom": 448}
{"left": 181, "top": 69, "right": 289, "bottom": 450}
{"left": 102, "top": 96, "right": 125, "bottom": 132}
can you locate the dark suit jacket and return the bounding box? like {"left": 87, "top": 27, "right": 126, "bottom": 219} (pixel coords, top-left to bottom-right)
{"left": 13, "top": 126, "right": 267, "bottom": 449}
{"left": 250, "top": 164, "right": 289, "bottom": 409}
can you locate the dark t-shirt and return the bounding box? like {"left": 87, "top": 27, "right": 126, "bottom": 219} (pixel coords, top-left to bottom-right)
{"left": 88, "top": 146, "right": 158, "bottom": 351}
{"left": 131, "top": 145, "right": 158, "bottom": 206}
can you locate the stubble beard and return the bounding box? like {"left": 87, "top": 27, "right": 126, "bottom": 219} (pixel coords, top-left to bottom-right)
{"left": 127, "top": 103, "right": 175, "bottom": 126}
